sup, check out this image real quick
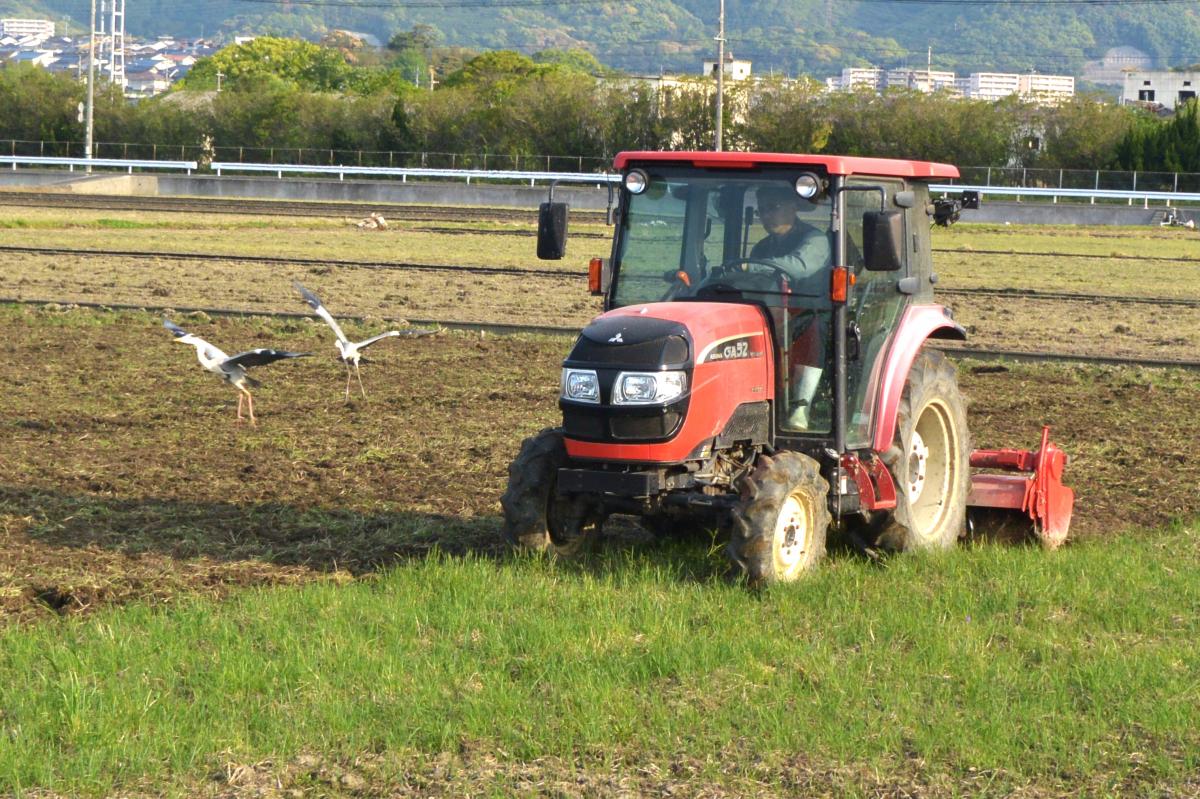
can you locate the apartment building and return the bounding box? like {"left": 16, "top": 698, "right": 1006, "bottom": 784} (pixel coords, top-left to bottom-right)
{"left": 886, "top": 68, "right": 956, "bottom": 92}
{"left": 1019, "top": 73, "right": 1075, "bottom": 103}
{"left": 0, "top": 18, "right": 53, "bottom": 39}
{"left": 962, "top": 72, "right": 1021, "bottom": 101}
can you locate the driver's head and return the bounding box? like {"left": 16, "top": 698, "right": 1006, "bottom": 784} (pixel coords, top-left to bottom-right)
{"left": 757, "top": 185, "right": 803, "bottom": 237}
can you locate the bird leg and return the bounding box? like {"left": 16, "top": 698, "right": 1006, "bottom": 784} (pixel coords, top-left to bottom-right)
{"left": 237, "top": 392, "right": 245, "bottom": 423}
{"left": 355, "top": 362, "right": 367, "bottom": 399}
{"left": 344, "top": 363, "right": 353, "bottom": 402}
{"left": 246, "top": 391, "right": 257, "bottom": 426}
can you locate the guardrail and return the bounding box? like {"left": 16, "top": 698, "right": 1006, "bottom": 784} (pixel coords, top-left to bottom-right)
{"left": 209, "top": 163, "right": 1199, "bottom": 205}
{"left": 930, "top": 184, "right": 1200, "bottom": 207}
{"left": 0, "top": 156, "right": 197, "bottom": 174}
{"left": 6, "top": 156, "right": 1200, "bottom": 206}
{"left": 209, "top": 162, "right": 619, "bottom": 186}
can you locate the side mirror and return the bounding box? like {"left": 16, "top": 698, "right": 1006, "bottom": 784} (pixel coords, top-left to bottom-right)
{"left": 537, "top": 201, "right": 569, "bottom": 260}
{"left": 862, "top": 210, "right": 904, "bottom": 272}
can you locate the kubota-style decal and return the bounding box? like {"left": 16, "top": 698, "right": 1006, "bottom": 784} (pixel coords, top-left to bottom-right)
{"left": 697, "top": 332, "right": 765, "bottom": 363}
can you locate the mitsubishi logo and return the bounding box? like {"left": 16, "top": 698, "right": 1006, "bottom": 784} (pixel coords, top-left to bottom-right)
{"left": 608, "top": 332, "right": 624, "bottom": 344}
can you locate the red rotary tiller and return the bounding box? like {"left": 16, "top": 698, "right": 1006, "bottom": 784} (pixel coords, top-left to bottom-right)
{"left": 968, "top": 426, "right": 1075, "bottom": 548}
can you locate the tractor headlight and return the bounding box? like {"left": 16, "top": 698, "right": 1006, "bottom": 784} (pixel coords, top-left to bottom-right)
{"left": 612, "top": 371, "right": 687, "bottom": 405}
{"left": 623, "top": 169, "right": 649, "bottom": 194}
{"left": 561, "top": 368, "right": 600, "bottom": 403}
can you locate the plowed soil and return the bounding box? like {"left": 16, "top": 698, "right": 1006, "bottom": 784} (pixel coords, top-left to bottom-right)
{"left": 2, "top": 307, "right": 1197, "bottom": 625}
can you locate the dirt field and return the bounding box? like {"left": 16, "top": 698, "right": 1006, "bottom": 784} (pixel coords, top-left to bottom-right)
{"left": 2, "top": 307, "right": 1197, "bottom": 625}
{"left": 4, "top": 211, "right": 1199, "bottom": 360}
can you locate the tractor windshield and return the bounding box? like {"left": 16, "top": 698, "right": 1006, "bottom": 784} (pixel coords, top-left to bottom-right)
{"left": 611, "top": 167, "right": 836, "bottom": 435}
{"left": 610, "top": 169, "right": 833, "bottom": 308}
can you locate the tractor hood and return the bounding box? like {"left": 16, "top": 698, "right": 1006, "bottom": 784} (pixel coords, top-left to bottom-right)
{"left": 561, "top": 302, "right": 776, "bottom": 463}
{"left": 581, "top": 302, "right": 771, "bottom": 360}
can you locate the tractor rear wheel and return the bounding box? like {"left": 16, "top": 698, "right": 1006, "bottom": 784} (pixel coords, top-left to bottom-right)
{"left": 500, "top": 428, "right": 601, "bottom": 557}
{"left": 727, "top": 451, "right": 830, "bottom": 585}
{"left": 876, "top": 349, "right": 970, "bottom": 552}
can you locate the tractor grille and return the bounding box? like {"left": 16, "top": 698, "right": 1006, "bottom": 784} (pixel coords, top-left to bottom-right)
{"left": 562, "top": 405, "right": 686, "bottom": 443}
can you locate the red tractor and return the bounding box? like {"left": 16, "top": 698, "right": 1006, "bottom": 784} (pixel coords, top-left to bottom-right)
{"left": 502, "top": 151, "right": 1073, "bottom": 584}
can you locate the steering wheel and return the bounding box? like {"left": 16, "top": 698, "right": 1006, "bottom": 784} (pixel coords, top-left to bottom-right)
{"left": 697, "top": 258, "right": 795, "bottom": 296}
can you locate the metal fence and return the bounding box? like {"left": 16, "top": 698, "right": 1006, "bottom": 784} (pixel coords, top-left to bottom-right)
{"left": 956, "top": 166, "right": 1200, "bottom": 195}
{"left": 5, "top": 139, "right": 1200, "bottom": 190}
{"left": 0, "top": 139, "right": 612, "bottom": 173}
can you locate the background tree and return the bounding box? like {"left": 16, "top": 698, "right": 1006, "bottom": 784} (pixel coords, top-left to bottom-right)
{"left": 181, "top": 37, "right": 355, "bottom": 93}
{"left": 1034, "top": 94, "right": 1138, "bottom": 169}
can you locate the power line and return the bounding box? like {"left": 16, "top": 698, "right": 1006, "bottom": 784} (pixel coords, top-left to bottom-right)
{"left": 230, "top": 0, "right": 621, "bottom": 6}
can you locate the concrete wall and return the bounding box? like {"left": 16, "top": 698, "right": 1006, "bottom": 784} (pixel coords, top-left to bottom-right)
{"left": 962, "top": 200, "right": 1195, "bottom": 227}
{"left": 155, "top": 174, "right": 614, "bottom": 210}
{"left": 0, "top": 169, "right": 86, "bottom": 187}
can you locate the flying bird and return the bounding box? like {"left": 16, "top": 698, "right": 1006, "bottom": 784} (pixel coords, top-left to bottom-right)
{"left": 164, "top": 318, "right": 307, "bottom": 425}
{"left": 294, "top": 281, "right": 435, "bottom": 399}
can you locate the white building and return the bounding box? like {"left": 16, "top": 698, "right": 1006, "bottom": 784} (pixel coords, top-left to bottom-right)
{"left": 702, "top": 52, "right": 752, "bottom": 82}
{"left": 125, "top": 70, "right": 172, "bottom": 99}
{"left": 886, "top": 68, "right": 957, "bottom": 93}
{"left": 839, "top": 67, "right": 883, "bottom": 91}
{"left": 1122, "top": 70, "right": 1199, "bottom": 111}
{"left": 0, "top": 18, "right": 53, "bottom": 39}
{"left": 963, "top": 72, "right": 1021, "bottom": 101}
{"left": 1019, "top": 73, "right": 1074, "bottom": 103}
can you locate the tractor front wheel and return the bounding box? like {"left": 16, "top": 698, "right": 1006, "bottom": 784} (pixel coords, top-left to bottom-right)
{"left": 500, "top": 428, "right": 602, "bottom": 557}
{"left": 727, "top": 451, "right": 830, "bottom": 585}
{"left": 876, "top": 349, "right": 970, "bottom": 552}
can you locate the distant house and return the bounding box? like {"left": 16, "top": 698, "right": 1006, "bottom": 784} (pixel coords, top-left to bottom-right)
{"left": 702, "top": 52, "right": 752, "bottom": 82}
{"left": 125, "top": 70, "right": 171, "bottom": 98}
{"left": 1122, "top": 70, "right": 1199, "bottom": 111}
{"left": 10, "top": 50, "right": 57, "bottom": 68}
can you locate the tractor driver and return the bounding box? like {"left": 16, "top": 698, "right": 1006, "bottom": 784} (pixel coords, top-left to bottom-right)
{"left": 751, "top": 184, "right": 832, "bottom": 430}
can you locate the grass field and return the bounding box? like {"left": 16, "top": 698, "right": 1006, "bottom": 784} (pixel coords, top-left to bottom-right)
{"left": 2, "top": 208, "right": 1200, "bottom": 796}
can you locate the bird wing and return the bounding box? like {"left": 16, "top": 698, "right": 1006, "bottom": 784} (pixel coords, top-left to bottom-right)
{"left": 223, "top": 349, "right": 308, "bottom": 369}
{"left": 293, "top": 281, "right": 348, "bottom": 344}
{"left": 163, "top": 318, "right": 191, "bottom": 338}
{"left": 394, "top": 328, "right": 439, "bottom": 337}
{"left": 165, "top": 319, "right": 228, "bottom": 362}
{"left": 356, "top": 330, "right": 401, "bottom": 350}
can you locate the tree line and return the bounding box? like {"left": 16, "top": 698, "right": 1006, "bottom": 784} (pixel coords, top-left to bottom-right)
{"left": 0, "top": 36, "right": 1196, "bottom": 174}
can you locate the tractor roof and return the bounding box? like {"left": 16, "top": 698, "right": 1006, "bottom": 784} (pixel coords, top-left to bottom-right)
{"left": 613, "top": 151, "right": 959, "bottom": 180}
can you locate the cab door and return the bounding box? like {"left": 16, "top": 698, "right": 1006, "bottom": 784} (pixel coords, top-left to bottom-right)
{"left": 843, "top": 178, "right": 911, "bottom": 448}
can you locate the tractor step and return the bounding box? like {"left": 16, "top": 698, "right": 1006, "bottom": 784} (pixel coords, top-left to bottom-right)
{"left": 967, "top": 425, "right": 1074, "bottom": 548}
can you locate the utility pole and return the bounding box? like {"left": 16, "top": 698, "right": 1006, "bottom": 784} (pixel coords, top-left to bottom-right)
{"left": 85, "top": 0, "right": 96, "bottom": 172}
{"left": 714, "top": 0, "right": 725, "bottom": 151}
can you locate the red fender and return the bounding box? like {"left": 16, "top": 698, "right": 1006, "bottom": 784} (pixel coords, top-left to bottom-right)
{"left": 871, "top": 304, "right": 966, "bottom": 453}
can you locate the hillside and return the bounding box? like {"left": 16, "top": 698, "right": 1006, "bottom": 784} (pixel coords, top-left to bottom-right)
{"left": 11, "top": 0, "right": 1200, "bottom": 78}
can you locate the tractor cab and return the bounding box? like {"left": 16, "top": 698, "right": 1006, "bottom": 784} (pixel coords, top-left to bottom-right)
{"left": 506, "top": 152, "right": 1074, "bottom": 584}
{"left": 603, "top": 159, "right": 919, "bottom": 446}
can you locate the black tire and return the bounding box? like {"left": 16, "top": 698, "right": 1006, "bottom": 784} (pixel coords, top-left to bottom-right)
{"left": 875, "top": 349, "right": 970, "bottom": 552}
{"left": 499, "top": 428, "right": 601, "bottom": 557}
{"left": 727, "top": 451, "right": 831, "bottom": 585}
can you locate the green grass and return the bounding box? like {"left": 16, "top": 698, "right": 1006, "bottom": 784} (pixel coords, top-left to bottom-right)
{"left": 1, "top": 526, "right": 1198, "bottom": 796}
